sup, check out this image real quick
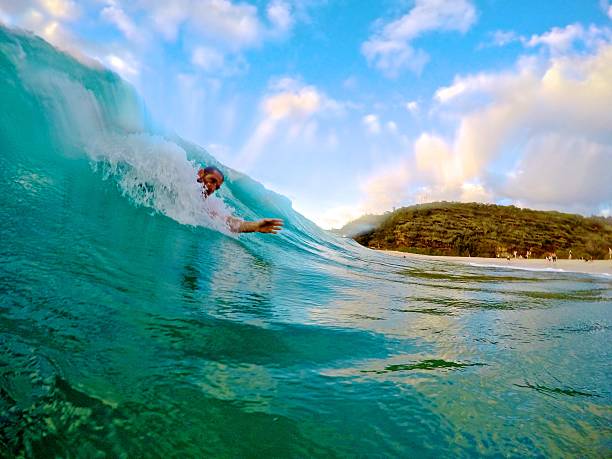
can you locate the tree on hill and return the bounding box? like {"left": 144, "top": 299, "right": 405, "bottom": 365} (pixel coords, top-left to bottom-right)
{"left": 350, "top": 202, "right": 612, "bottom": 259}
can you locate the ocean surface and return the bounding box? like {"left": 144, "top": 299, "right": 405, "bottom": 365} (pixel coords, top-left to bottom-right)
{"left": 1, "top": 27, "right": 611, "bottom": 457}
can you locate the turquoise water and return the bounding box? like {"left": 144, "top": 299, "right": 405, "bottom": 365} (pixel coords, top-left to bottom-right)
{"left": 1, "top": 27, "right": 611, "bottom": 457}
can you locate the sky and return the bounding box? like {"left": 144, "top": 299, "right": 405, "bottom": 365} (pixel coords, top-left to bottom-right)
{"left": 1, "top": 0, "right": 611, "bottom": 229}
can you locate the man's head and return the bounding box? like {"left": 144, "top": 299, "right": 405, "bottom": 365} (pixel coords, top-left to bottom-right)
{"left": 197, "top": 166, "right": 224, "bottom": 196}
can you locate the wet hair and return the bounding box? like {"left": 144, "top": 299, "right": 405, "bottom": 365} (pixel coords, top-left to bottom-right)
{"left": 197, "top": 166, "right": 224, "bottom": 188}
{"left": 203, "top": 166, "right": 224, "bottom": 179}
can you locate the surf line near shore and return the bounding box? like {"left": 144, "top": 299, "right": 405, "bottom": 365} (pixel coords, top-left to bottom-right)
{"left": 379, "top": 250, "right": 612, "bottom": 277}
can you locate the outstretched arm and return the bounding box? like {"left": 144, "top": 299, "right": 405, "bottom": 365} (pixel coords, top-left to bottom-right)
{"left": 227, "top": 217, "right": 284, "bottom": 234}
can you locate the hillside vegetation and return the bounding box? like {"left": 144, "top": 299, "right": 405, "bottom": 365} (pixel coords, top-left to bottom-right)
{"left": 351, "top": 202, "right": 612, "bottom": 259}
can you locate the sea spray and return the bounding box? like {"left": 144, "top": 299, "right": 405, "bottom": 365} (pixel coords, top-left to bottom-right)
{"left": 87, "top": 133, "right": 234, "bottom": 231}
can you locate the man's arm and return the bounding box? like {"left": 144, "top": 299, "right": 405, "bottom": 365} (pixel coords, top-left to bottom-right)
{"left": 227, "top": 216, "right": 283, "bottom": 234}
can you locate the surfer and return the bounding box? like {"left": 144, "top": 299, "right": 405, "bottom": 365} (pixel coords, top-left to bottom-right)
{"left": 197, "top": 166, "right": 283, "bottom": 234}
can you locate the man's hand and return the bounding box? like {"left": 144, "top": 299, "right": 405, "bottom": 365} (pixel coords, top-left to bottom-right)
{"left": 228, "top": 217, "right": 284, "bottom": 233}
{"left": 253, "top": 218, "right": 283, "bottom": 234}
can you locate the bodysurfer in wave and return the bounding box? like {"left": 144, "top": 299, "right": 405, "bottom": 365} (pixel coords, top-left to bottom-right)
{"left": 197, "top": 166, "right": 283, "bottom": 234}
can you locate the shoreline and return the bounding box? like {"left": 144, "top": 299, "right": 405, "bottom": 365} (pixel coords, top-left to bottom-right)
{"left": 379, "top": 250, "right": 612, "bottom": 276}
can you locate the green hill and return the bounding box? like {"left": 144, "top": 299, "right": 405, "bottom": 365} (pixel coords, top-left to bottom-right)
{"left": 351, "top": 202, "right": 612, "bottom": 259}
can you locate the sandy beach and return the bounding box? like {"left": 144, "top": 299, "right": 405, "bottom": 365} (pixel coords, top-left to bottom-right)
{"left": 380, "top": 250, "right": 612, "bottom": 276}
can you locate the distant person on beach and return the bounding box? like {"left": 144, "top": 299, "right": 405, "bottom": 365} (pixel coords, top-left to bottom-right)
{"left": 568, "top": 249, "right": 572, "bottom": 260}
{"left": 197, "top": 166, "right": 283, "bottom": 234}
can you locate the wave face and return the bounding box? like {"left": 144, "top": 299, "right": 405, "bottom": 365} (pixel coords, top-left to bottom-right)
{"left": 1, "top": 27, "right": 611, "bottom": 457}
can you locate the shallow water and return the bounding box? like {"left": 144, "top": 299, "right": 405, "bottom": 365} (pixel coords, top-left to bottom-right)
{"left": 1, "top": 27, "right": 611, "bottom": 457}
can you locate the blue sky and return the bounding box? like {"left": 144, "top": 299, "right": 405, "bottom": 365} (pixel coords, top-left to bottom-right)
{"left": 2, "top": 0, "right": 612, "bottom": 228}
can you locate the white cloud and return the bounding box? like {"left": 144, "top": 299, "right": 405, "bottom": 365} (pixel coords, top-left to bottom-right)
{"left": 361, "top": 159, "right": 412, "bottom": 213}
{"left": 489, "top": 23, "right": 612, "bottom": 55}
{"left": 405, "top": 100, "right": 419, "bottom": 114}
{"left": 304, "top": 203, "right": 365, "bottom": 230}
{"left": 236, "top": 78, "right": 341, "bottom": 169}
{"left": 484, "top": 23, "right": 612, "bottom": 59}
{"left": 414, "top": 133, "right": 458, "bottom": 185}
{"left": 500, "top": 135, "right": 612, "bottom": 205}
{"left": 525, "top": 23, "right": 588, "bottom": 53}
{"left": 107, "top": 0, "right": 262, "bottom": 48}
{"left": 192, "top": 46, "right": 225, "bottom": 71}
{"left": 1, "top": 0, "right": 305, "bottom": 87}
{"left": 434, "top": 71, "right": 516, "bottom": 104}
{"left": 145, "top": 0, "right": 188, "bottom": 41}
{"left": 459, "top": 182, "right": 493, "bottom": 202}
{"left": 99, "top": 0, "right": 299, "bottom": 78}
{"left": 362, "top": 38, "right": 429, "bottom": 77}
{"left": 140, "top": 0, "right": 296, "bottom": 50}
{"left": 386, "top": 120, "right": 398, "bottom": 133}
{"left": 359, "top": 35, "right": 612, "bottom": 215}
{"left": 0, "top": 0, "right": 79, "bottom": 21}
{"left": 601, "top": 0, "right": 612, "bottom": 19}
{"left": 438, "top": 44, "right": 612, "bottom": 193}
{"left": 0, "top": 0, "right": 28, "bottom": 16}
{"left": 435, "top": 79, "right": 469, "bottom": 103}
{"left": 361, "top": 0, "right": 477, "bottom": 77}
{"left": 39, "top": 0, "right": 79, "bottom": 20}
{"left": 362, "top": 114, "right": 381, "bottom": 134}
{"left": 101, "top": 1, "right": 140, "bottom": 42}
{"left": 264, "top": 86, "right": 321, "bottom": 120}
{"left": 187, "top": 0, "right": 262, "bottom": 49}
{"left": 105, "top": 53, "right": 140, "bottom": 77}
{"left": 490, "top": 30, "right": 518, "bottom": 46}
{"left": 267, "top": 0, "right": 293, "bottom": 34}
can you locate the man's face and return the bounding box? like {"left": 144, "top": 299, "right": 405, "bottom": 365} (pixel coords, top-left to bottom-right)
{"left": 198, "top": 170, "right": 224, "bottom": 196}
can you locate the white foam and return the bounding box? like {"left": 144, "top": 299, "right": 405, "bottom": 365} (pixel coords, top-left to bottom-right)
{"left": 87, "top": 133, "right": 235, "bottom": 233}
